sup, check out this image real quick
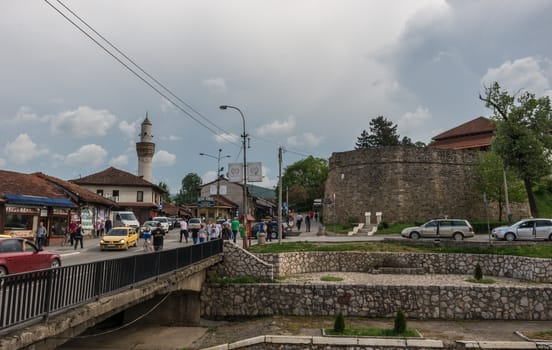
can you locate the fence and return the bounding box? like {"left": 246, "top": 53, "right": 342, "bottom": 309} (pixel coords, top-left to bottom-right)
{"left": 0, "top": 239, "right": 223, "bottom": 332}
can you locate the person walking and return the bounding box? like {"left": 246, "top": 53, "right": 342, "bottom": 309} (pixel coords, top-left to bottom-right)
{"left": 179, "top": 218, "right": 189, "bottom": 243}
{"left": 152, "top": 222, "right": 164, "bottom": 251}
{"left": 104, "top": 217, "right": 112, "bottom": 234}
{"left": 305, "top": 214, "right": 311, "bottom": 232}
{"left": 69, "top": 220, "right": 78, "bottom": 246}
{"left": 74, "top": 223, "right": 84, "bottom": 250}
{"left": 36, "top": 221, "right": 46, "bottom": 251}
{"left": 198, "top": 224, "right": 207, "bottom": 243}
{"left": 231, "top": 217, "right": 239, "bottom": 243}
{"left": 296, "top": 213, "right": 303, "bottom": 231}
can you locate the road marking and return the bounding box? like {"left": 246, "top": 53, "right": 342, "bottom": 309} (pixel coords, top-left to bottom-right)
{"left": 60, "top": 252, "right": 80, "bottom": 257}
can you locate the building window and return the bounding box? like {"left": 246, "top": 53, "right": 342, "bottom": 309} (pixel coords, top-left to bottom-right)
{"left": 112, "top": 190, "right": 119, "bottom": 202}
{"left": 137, "top": 191, "right": 144, "bottom": 202}
{"left": 96, "top": 189, "right": 104, "bottom": 196}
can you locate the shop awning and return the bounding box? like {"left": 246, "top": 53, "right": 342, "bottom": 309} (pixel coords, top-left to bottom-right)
{"left": 3, "top": 194, "right": 76, "bottom": 208}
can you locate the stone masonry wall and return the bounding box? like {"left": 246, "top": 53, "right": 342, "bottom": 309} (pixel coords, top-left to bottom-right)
{"left": 256, "top": 251, "right": 552, "bottom": 282}
{"left": 208, "top": 241, "right": 273, "bottom": 281}
{"left": 201, "top": 283, "right": 552, "bottom": 320}
{"left": 323, "top": 146, "right": 529, "bottom": 224}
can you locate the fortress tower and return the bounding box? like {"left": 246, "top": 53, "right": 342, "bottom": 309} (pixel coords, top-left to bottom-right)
{"left": 136, "top": 114, "right": 155, "bottom": 182}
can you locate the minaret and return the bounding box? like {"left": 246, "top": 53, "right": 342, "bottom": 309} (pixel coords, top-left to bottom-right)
{"left": 136, "top": 114, "right": 155, "bottom": 182}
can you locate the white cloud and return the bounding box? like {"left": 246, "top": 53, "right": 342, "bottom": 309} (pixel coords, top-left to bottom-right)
{"left": 398, "top": 106, "right": 432, "bottom": 132}
{"left": 202, "top": 170, "right": 218, "bottom": 184}
{"left": 14, "top": 106, "right": 45, "bottom": 123}
{"left": 4, "top": 134, "right": 48, "bottom": 164}
{"left": 153, "top": 150, "right": 176, "bottom": 166}
{"left": 160, "top": 98, "right": 175, "bottom": 113}
{"left": 119, "top": 120, "right": 138, "bottom": 139}
{"left": 65, "top": 144, "right": 107, "bottom": 167}
{"left": 286, "top": 132, "right": 322, "bottom": 148}
{"left": 481, "top": 57, "right": 552, "bottom": 97}
{"left": 110, "top": 154, "right": 129, "bottom": 167}
{"left": 51, "top": 106, "right": 117, "bottom": 138}
{"left": 255, "top": 115, "right": 297, "bottom": 136}
{"left": 201, "top": 77, "right": 227, "bottom": 93}
{"left": 214, "top": 133, "right": 240, "bottom": 144}
{"left": 161, "top": 134, "right": 181, "bottom": 141}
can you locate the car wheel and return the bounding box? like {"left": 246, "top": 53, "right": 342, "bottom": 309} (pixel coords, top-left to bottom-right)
{"left": 124, "top": 243, "right": 128, "bottom": 250}
{"left": 453, "top": 233, "right": 464, "bottom": 241}
{"left": 0, "top": 266, "right": 7, "bottom": 276}
{"left": 549, "top": 233, "right": 552, "bottom": 241}
{"left": 410, "top": 231, "right": 420, "bottom": 240}
{"left": 50, "top": 259, "right": 61, "bottom": 268}
{"left": 505, "top": 233, "right": 516, "bottom": 241}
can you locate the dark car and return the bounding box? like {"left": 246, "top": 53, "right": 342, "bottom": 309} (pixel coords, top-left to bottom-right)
{"left": 0, "top": 238, "right": 61, "bottom": 276}
{"left": 251, "top": 221, "right": 286, "bottom": 239}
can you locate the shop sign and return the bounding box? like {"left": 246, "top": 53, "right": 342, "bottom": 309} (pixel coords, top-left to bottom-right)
{"left": 6, "top": 206, "right": 40, "bottom": 214}
{"left": 53, "top": 209, "right": 69, "bottom": 215}
{"left": 197, "top": 197, "right": 215, "bottom": 207}
{"left": 80, "top": 208, "right": 93, "bottom": 230}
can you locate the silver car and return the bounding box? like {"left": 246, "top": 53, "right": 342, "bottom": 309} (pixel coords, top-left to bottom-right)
{"left": 492, "top": 219, "right": 552, "bottom": 241}
{"left": 401, "top": 219, "right": 474, "bottom": 240}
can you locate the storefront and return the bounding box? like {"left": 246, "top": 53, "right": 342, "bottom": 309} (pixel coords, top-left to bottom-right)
{"left": 1, "top": 194, "right": 76, "bottom": 245}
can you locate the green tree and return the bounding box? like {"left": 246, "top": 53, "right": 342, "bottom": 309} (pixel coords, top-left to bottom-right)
{"left": 473, "top": 151, "right": 526, "bottom": 221}
{"left": 174, "top": 173, "right": 202, "bottom": 205}
{"left": 480, "top": 82, "right": 552, "bottom": 217}
{"left": 355, "top": 129, "right": 370, "bottom": 149}
{"left": 282, "top": 156, "right": 328, "bottom": 212}
{"left": 366, "top": 116, "right": 400, "bottom": 147}
{"left": 157, "top": 181, "right": 172, "bottom": 203}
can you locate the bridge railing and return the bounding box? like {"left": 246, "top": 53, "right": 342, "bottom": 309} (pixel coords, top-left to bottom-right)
{"left": 0, "top": 239, "right": 223, "bottom": 333}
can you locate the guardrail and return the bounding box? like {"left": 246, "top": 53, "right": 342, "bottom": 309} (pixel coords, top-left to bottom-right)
{"left": 0, "top": 239, "right": 223, "bottom": 332}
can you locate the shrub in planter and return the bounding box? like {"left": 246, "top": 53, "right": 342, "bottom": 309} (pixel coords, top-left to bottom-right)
{"left": 474, "top": 263, "right": 483, "bottom": 280}
{"left": 334, "top": 312, "right": 345, "bottom": 333}
{"left": 394, "top": 310, "right": 407, "bottom": 334}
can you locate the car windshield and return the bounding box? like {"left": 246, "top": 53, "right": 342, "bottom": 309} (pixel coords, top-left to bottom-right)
{"left": 512, "top": 220, "right": 527, "bottom": 227}
{"left": 189, "top": 219, "right": 200, "bottom": 224}
{"left": 143, "top": 221, "right": 157, "bottom": 226}
{"left": 108, "top": 229, "right": 129, "bottom": 236}
{"left": 119, "top": 213, "right": 136, "bottom": 220}
{"left": 155, "top": 218, "right": 168, "bottom": 223}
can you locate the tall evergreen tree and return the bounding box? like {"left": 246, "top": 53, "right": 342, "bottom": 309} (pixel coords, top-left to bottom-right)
{"left": 367, "top": 116, "right": 400, "bottom": 147}
{"left": 355, "top": 129, "right": 370, "bottom": 149}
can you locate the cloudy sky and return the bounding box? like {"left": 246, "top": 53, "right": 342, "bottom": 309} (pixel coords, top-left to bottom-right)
{"left": 2, "top": 0, "right": 552, "bottom": 194}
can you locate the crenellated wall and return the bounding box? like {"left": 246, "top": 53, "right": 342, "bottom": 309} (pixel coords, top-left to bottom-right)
{"left": 323, "top": 146, "right": 529, "bottom": 224}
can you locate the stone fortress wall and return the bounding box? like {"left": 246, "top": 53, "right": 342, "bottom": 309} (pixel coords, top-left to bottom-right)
{"left": 322, "top": 146, "right": 528, "bottom": 224}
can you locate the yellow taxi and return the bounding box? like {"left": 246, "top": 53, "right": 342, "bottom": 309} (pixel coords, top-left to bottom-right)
{"left": 100, "top": 226, "right": 139, "bottom": 251}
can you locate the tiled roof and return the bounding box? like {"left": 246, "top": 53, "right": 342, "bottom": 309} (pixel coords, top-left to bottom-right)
{"left": 213, "top": 194, "right": 238, "bottom": 208}
{"left": 34, "top": 172, "right": 115, "bottom": 206}
{"left": 432, "top": 116, "right": 495, "bottom": 141}
{"left": 0, "top": 170, "right": 67, "bottom": 198}
{"left": 431, "top": 133, "right": 494, "bottom": 150}
{"left": 70, "top": 167, "right": 166, "bottom": 193}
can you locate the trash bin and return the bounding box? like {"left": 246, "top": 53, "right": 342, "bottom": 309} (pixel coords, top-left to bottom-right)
{"left": 258, "top": 232, "right": 266, "bottom": 244}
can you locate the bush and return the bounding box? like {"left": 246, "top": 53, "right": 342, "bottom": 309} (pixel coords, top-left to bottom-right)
{"left": 393, "top": 310, "right": 407, "bottom": 334}
{"left": 334, "top": 312, "right": 345, "bottom": 333}
{"left": 470, "top": 221, "right": 508, "bottom": 234}
{"left": 474, "top": 263, "right": 483, "bottom": 280}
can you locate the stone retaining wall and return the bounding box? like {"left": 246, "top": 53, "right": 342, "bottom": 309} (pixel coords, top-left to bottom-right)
{"left": 208, "top": 242, "right": 273, "bottom": 281}
{"left": 256, "top": 251, "right": 552, "bottom": 282}
{"left": 201, "top": 283, "right": 552, "bottom": 320}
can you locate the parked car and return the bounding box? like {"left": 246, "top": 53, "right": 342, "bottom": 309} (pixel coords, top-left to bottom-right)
{"left": 251, "top": 220, "right": 287, "bottom": 239}
{"left": 401, "top": 219, "right": 474, "bottom": 240}
{"left": 188, "top": 218, "right": 202, "bottom": 231}
{"left": 0, "top": 237, "right": 61, "bottom": 276}
{"left": 153, "top": 216, "right": 170, "bottom": 233}
{"left": 171, "top": 218, "right": 181, "bottom": 229}
{"left": 492, "top": 219, "right": 552, "bottom": 241}
{"left": 139, "top": 220, "right": 160, "bottom": 238}
{"left": 100, "top": 227, "right": 139, "bottom": 251}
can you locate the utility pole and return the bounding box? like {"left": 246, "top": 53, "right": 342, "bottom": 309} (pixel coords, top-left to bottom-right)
{"left": 503, "top": 168, "right": 512, "bottom": 223}
{"left": 278, "top": 146, "right": 283, "bottom": 243}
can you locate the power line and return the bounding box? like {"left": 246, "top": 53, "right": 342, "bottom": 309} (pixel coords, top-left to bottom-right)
{"left": 43, "top": 0, "right": 240, "bottom": 147}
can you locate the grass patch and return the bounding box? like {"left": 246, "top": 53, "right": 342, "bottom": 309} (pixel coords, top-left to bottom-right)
{"left": 320, "top": 275, "right": 344, "bottom": 282}
{"left": 465, "top": 277, "right": 496, "bottom": 284}
{"left": 325, "top": 326, "right": 420, "bottom": 337}
{"left": 526, "top": 330, "right": 552, "bottom": 340}
{"left": 209, "top": 276, "right": 260, "bottom": 284}
{"left": 324, "top": 223, "right": 353, "bottom": 234}
{"left": 376, "top": 223, "right": 416, "bottom": 234}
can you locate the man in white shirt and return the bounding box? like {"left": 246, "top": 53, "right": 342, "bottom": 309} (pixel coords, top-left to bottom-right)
{"left": 179, "top": 218, "right": 189, "bottom": 243}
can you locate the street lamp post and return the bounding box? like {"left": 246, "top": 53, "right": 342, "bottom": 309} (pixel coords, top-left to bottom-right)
{"left": 199, "top": 149, "right": 231, "bottom": 196}
{"left": 219, "top": 105, "right": 249, "bottom": 245}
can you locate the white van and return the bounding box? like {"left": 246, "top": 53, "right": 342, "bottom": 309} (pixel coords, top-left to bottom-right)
{"left": 112, "top": 211, "right": 140, "bottom": 229}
